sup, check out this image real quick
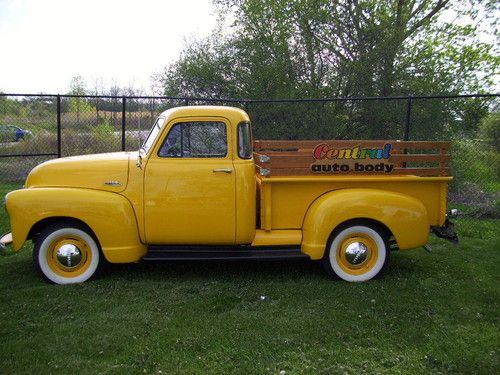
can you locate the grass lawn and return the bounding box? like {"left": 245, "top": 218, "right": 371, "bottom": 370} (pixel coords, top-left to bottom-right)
{"left": 0, "top": 184, "right": 498, "bottom": 374}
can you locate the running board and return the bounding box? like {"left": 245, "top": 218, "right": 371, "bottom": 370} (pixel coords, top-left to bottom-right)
{"left": 143, "top": 245, "right": 308, "bottom": 261}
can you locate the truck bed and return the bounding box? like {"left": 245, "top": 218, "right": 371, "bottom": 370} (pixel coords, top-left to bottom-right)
{"left": 253, "top": 140, "right": 452, "bottom": 231}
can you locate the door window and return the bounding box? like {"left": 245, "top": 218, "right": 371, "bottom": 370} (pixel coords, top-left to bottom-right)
{"left": 158, "top": 121, "right": 227, "bottom": 158}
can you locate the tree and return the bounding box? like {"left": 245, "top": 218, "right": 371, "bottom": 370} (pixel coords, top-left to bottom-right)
{"left": 92, "top": 77, "right": 105, "bottom": 124}
{"left": 160, "top": 0, "right": 498, "bottom": 139}
{"left": 68, "top": 76, "right": 93, "bottom": 126}
{"left": 108, "top": 82, "right": 122, "bottom": 128}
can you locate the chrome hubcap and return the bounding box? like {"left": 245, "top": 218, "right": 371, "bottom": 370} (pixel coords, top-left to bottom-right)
{"left": 56, "top": 244, "right": 82, "bottom": 268}
{"left": 345, "top": 242, "right": 368, "bottom": 265}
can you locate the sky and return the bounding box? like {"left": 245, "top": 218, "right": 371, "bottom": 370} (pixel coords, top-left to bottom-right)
{"left": 0, "top": 0, "right": 217, "bottom": 94}
{"left": 1, "top": 1, "right": 497, "bottom": 96}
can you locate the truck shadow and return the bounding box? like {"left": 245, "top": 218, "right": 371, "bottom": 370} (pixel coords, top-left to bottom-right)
{"left": 102, "top": 250, "right": 431, "bottom": 283}
{"left": 104, "top": 258, "right": 326, "bottom": 282}
{"left": 0, "top": 249, "right": 428, "bottom": 283}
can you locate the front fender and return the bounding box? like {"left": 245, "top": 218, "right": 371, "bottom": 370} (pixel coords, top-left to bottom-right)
{"left": 5, "top": 188, "right": 146, "bottom": 263}
{"left": 301, "top": 188, "right": 429, "bottom": 259}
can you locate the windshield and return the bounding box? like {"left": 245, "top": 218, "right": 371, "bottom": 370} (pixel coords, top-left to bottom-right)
{"left": 141, "top": 117, "right": 165, "bottom": 153}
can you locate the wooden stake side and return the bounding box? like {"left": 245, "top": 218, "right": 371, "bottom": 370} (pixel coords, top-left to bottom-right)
{"left": 253, "top": 139, "right": 451, "bottom": 177}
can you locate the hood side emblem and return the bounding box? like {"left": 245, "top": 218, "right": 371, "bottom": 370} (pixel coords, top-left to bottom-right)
{"left": 103, "top": 181, "right": 122, "bottom": 187}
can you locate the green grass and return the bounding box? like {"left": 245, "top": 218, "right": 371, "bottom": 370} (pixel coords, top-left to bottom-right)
{"left": 0, "top": 185, "right": 499, "bottom": 374}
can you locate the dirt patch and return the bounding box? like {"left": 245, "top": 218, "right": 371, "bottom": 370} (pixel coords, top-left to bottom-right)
{"left": 449, "top": 182, "right": 499, "bottom": 219}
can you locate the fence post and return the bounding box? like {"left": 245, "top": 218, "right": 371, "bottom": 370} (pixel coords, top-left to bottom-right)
{"left": 121, "top": 97, "right": 126, "bottom": 151}
{"left": 404, "top": 96, "right": 412, "bottom": 141}
{"left": 57, "top": 95, "right": 62, "bottom": 158}
{"left": 184, "top": 98, "right": 189, "bottom": 106}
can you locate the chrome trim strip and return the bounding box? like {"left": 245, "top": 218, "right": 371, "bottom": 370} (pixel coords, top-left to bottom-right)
{"left": 103, "top": 181, "right": 122, "bottom": 186}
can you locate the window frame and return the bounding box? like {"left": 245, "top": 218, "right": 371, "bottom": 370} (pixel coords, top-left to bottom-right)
{"left": 141, "top": 116, "right": 165, "bottom": 155}
{"left": 237, "top": 121, "right": 253, "bottom": 160}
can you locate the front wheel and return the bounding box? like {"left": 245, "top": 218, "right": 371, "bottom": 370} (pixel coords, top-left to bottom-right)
{"left": 323, "top": 224, "right": 389, "bottom": 282}
{"left": 34, "top": 223, "right": 103, "bottom": 284}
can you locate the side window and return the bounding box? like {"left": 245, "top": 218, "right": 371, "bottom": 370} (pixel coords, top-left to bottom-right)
{"left": 237, "top": 122, "right": 252, "bottom": 159}
{"left": 159, "top": 121, "right": 227, "bottom": 158}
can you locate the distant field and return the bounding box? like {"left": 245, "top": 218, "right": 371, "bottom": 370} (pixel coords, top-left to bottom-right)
{"left": 0, "top": 183, "right": 498, "bottom": 374}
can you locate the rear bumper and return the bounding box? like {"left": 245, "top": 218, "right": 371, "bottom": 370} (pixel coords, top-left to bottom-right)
{"left": 0, "top": 232, "right": 13, "bottom": 253}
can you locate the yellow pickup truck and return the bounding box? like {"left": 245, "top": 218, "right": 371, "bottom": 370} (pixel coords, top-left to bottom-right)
{"left": 1, "top": 106, "right": 457, "bottom": 284}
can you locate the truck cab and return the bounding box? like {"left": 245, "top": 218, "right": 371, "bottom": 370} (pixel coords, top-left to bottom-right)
{"left": 137, "top": 107, "right": 256, "bottom": 246}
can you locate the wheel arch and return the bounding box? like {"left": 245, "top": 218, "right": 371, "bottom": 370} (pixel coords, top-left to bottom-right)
{"left": 301, "top": 188, "right": 429, "bottom": 260}
{"left": 28, "top": 216, "right": 98, "bottom": 244}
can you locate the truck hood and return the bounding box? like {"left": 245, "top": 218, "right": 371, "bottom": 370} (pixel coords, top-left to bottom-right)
{"left": 26, "top": 152, "right": 133, "bottom": 193}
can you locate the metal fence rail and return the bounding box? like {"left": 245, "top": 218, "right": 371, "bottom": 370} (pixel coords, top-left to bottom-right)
{"left": 0, "top": 92, "right": 498, "bottom": 237}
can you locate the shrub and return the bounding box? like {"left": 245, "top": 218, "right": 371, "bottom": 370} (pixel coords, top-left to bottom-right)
{"left": 479, "top": 112, "right": 500, "bottom": 152}
{"left": 92, "top": 118, "right": 114, "bottom": 140}
{"left": 450, "top": 138, "right": 499, "bottom": 193}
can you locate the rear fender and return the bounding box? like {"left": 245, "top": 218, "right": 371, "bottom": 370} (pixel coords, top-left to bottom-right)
{"left": 5, "top": 188, "right": 146, "bottom": 263}
{"left": 301, "top": 188, "right": 429, "bottom": 259}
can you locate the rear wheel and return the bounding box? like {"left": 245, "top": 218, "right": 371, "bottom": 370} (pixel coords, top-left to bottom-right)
{"left": 323, "top": 223, "right": 389, "bottom": 282}
{"left": 34, "top": 223, "right": 103, "bottom": 284}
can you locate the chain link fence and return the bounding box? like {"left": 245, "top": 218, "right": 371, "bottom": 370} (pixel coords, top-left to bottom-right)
{"left": 1, "top": 93, "right": 498, "bottom": 238}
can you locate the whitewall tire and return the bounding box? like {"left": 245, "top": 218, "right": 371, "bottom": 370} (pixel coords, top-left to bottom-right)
{"left": 323, "top": 224, "right": 389, "bottom": 282}
{"left": 34, "top": 224, "right": 102, "bottom": 284}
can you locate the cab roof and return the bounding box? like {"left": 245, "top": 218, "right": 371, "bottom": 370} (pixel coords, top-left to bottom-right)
{"left": 159, "top": 106, "right": 250, "bottom": 124}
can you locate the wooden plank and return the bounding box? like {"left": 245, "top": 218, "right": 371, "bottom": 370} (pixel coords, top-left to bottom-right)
{"left": 268, "top": 154, "right": 316, "bottom": 163}
{"left": 255, "top": 140, "right": 452, "bottom": 148}
{"left": 270, "top": 161, "right": 317, "bottom": 168}
{"left": 254, "top": 140, "right": 450, "bottom": 151}
{"left": 264, "top": 167, "right": 313, "bottom": 176}
{"left": 392, "top": 167, "right": 449, "bottom": 176}
{"left": 254, "top": 149, "right": 449, "bottom": 158}
{"left": 256, "top": 153, "right": 449, "bottom": 164}
{"left": 439, "top": 146, "right": 448, "bottom": 169}
{"left": 262, "top": 167, "right": 449, "bottom": 177}
{"left": 268, "top": 162, "right": 448, "bottom": 171}
{"left": 255, "top": 151, "right": 314, "bottom": 157}
{"left": 389, "top": 154, "right": 450, "bottom": 163}
{"left": 256, "top": 155, "right": 448, "bottom": 172}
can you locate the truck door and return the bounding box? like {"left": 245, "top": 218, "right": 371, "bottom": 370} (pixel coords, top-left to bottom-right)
{"left": 144, "top": 118, "right": 236, "bottom": 245}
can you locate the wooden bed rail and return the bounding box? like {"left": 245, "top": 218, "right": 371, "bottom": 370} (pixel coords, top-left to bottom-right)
{"left": 253, "top": 140, "right": 451, "bottom": 177}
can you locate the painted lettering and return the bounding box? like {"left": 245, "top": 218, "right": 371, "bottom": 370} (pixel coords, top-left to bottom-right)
{"left": 312, "top": 143, "right": 392, "bottom": 160}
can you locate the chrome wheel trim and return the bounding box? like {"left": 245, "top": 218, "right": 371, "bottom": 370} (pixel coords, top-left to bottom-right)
{"left": 344, "top": 242, "right": 369, "bottom": 265}
{"left": 55, "top": 244, "right": 83, "bottom": 268}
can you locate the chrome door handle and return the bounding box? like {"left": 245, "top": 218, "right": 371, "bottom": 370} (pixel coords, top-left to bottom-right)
{"left": 213, "top": 168, "right": 233, "bottom": 174}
